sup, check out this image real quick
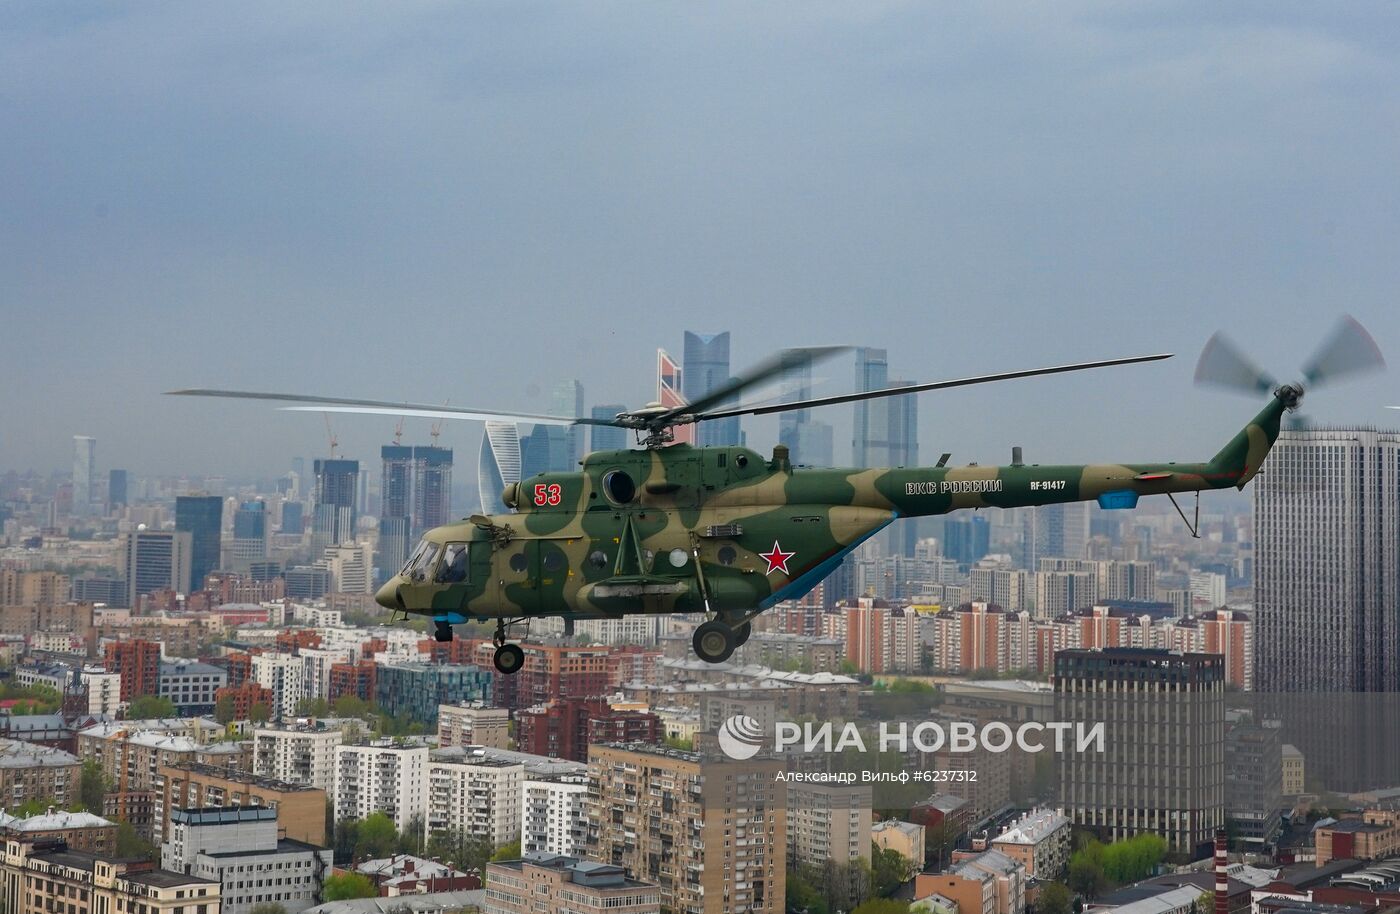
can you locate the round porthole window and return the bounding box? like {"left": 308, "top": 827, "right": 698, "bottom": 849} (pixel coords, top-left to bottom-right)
{"left": 602, "top": 470, "right": 636, "bottom": 504}
{"left": 669, "top": 548, "right": 688, "bottom": 568}
{"left": 508, "top": 552, "right": 528, "bottom": 572}
{"left": 543, "top": 551, "right": 565, "bottom": 572}
{"left": 735, "top": 454, "right": 748, "bottom": 469}
{"left": 717, "top": 546, "right": 737, "bottom": 566}
{"left": 588, "top": 550, "right": 608, "bottom": 569}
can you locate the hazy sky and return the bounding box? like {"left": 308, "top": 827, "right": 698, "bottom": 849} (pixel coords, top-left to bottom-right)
{"left": 3, "top": 2, "right": 1398, "bottom": 480}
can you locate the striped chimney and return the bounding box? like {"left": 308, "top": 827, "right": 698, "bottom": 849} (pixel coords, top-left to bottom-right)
{"left": 1214, "top": 828, "right": 1229, "bottom": 914}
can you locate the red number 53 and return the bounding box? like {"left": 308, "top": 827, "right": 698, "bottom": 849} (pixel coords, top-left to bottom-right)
{"left": 533, "top": 483, "right": 562, "bottom": 506}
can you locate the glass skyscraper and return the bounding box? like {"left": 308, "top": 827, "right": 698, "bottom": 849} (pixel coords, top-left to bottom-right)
{"left": 591, "top": 404, "right": 629, "bottom": 453}
{"left": 478, "top": 422, "right": 521, "bottom": 515}
{"left": 683, "top": 331, "right": 741, "bottom": 447}
{"left": 313, "top": 458, "right": 360, "bottom": 550}
{"left": 175, "top": 494, "right": 223, "bottom": 590}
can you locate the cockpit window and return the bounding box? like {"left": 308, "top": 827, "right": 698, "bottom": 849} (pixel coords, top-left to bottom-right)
{"left": 436, "top": 543, "right": 469, "bottom": 584}
{"left": 403, "top": 540, "right": 440, "bottom": 582}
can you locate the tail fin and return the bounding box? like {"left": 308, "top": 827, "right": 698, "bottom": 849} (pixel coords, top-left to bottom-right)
{"left": 1207, "top": 389, "right": 1293, "bottom": 489}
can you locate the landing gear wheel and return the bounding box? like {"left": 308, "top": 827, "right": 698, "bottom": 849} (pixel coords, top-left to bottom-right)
{"left": 493, "top": 643, "right": 525, "bottom": 674}
{"left": 434, "top": 621, "right": 454, "bottom": 643}
{"left": 693, "top": 620, "right": 736, "bottom": 664}
{"left": 733, "top": 622, "right": 752, "bottom": 646}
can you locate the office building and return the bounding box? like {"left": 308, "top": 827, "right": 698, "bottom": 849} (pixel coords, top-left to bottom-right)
{"left": 375, "top": 663, "right": 491, "bottom": 725}
{"left": 379, "top": 445, "right": 414, "bottom": 578}
{"left": 319, "top": 542, "right": 372, "bottom": 595}
{"left": 521, "top": 774, "right": 588, "bottom": 857}
{"left": 158, "top": 660, "right": 228, "bottom": 716}
{"left": 280, "top": 501, "right": 304, "bottom": 535}
{"left": 427, "top": 753, "right": 522, "bottom": 850}
{"left": 485, "top": 853, "right": 661, "bottom": 914}
{"left": 1281, "top": 744, "right": 1304, "bottom": 796}
{"left": 161, "top": 806, "right": 331, "bottom": 914}
{"left": 552, "top": 379, "right": 585, "bottom": 469}
{"left": 1055, "top": 648, "right": 1225, "bottom": 858}
{"left": 777, "top": 351, "right": 834, "bottom": 467}
{"left": 335, "top": 741, "right": 428, "bottom": 835}
{"left": 944, "top": 516, "right": 991, "bottom": 566}
{"left": 587, "top": 743, "right": 785, "bottom": 914}
{"left": 0, "top": 837, "right": 220, "bottom": 914}
{"left": 656, "top": 349, "right": 693, "bottom": 445}
{"left": 478, "top": 422, "right": 521, "bottom": 515}
{"left": 520, "top": 425, "right": 571, "bottom": 476}
{"left": 1022, "top": 502, "right": 1090, "bottom": 567}
{"left": 229, "top": 500, "right": 268, "bottom": 572}
{"left": 413, "top": 445, "right": 453, "bottom": 532}
{"left": 1224, "top": 721, "right": 1282, "bottom": 848}
{"left": 122, "top": 529, "right": 193, "bottom": 608}
{"left": 107, "top": 469, "right": 128, "bottom": 511}
{"left": 156, "top": 762, "right": 326, "bottom": 846}
{"left": 853, "top": 348, "right": 917, "bottom": 554}
{"left": 683, "top": 331, "right": 741, "bottom": 447}
{"left": 590, "top": 404, "right": 629, "bottom": 453}
{"left": 311, "top": 458, "right": 359, "bottom": 550}
{"left": 176, "top": 495, "right": 224, "bottom": 591}
{"left": 72, "top": 436, "right": 96, "bottom": 518}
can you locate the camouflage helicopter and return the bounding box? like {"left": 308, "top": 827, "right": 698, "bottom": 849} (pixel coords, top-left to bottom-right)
{"left": 170, "top": 319, "right": 1381, "bottom": 675}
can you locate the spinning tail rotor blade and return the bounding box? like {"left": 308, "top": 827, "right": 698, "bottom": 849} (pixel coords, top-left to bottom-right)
{"left": 1301, "top": 314, "right": 1386, "bottom": 388}
{"left": 1193, "top": 333, "right": 1277, "bottom": 395}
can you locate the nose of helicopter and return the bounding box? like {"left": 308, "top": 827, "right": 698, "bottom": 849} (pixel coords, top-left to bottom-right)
{"left": 375, "top": 578, "right": 400, "bottom": 611}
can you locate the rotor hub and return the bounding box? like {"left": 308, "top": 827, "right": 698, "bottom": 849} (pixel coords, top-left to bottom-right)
{"left": 1275, "top": 383, "right": 1305, "bottom": 411}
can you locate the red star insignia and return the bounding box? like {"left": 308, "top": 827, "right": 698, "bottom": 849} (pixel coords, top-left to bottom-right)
{"left": 759, "top": 541, "right": 795, "bottom": 576}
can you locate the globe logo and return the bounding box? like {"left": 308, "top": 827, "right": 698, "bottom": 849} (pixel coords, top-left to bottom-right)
{"left": 717, "top": 714, "right": 766, "bottom": 760}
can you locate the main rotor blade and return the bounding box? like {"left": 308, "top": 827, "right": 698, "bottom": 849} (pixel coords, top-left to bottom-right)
{"left": 167, "top": 389, "right": 618, "bottom": 427}
{"left": 1193, "top": 333, "right": 1277, "bottom": 395}
{"left": 696, "top": 352, "right": 1174, "bottom": 421}
{"left": 658, "top": 345, "right": 850, "bottom": 422}
{"left": 1301, "top": 314, "right": 1385, "bottom": 388}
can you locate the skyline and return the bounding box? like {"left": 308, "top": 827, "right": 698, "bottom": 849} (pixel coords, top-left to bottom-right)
{"left": 2, "top": 4, "right": 1399, "bottom": 475}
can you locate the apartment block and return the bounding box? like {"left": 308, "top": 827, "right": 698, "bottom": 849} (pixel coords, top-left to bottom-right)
{"left": 521, "top": 774, "right": 588, "bottom": 857}
{"left": 437, "top": 703, "right": 510, "bottom": 750}
{"left": 252, "top": 723, "right": 345, "bottom": 791}
{"left": 428, "top": 752, "right": 522, "bottom": 850}
{"left": 0, "top": 836, "right": 221, "bottom": 914}
{"left": 484, "top": 853, "right": 660, "bottom": 914}
{"left": 156, "top": 763, "right": 326, "bottom": 846}
{"left": 335, "top": 741, "right": 428, "bottom": 835}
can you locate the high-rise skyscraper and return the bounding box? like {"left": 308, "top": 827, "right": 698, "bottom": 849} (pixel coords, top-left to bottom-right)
{"left": 944, "top": 515, "right": 991, "bottom": 566}
{"left": 1022, "top": 502, "right": 1091, "bottom": 568}
{"left": 107, "top": 469, "right": 128, "bottom": 511}
{"left": 656, "top": 349, "right": 694, "bottom": 445}
{"left": 551, "top": 379, "right": 585, "bottom": 468}
{"left": 280, "top": 502, "right": 304, "bottom": 535}
{"left": 230, "top": 499, "right": 269, "bottom": 571}
{"left": 379, "top": 445, "right": 414, "bottom": 579}
{"left": 683, "top": 331, "right": 741, "bottom": 446}
{"left": 778, "top": 352, "right": 833, "bottom": 467}
{"left": 1255, "top": 429, "right": 1400, "bottom": 693}
{"left": 413, "top": 446, "right": 453, "bottom": 532}
{"left": 72, "top": 436, "right": 96, "bottom": 518}
{"left": 312, "top": 458, "right": 359, "bottom": 551}
{"left": 590, "top": 404, "right": 629, "bottom": 453}
{"left": 478, "top": 422, "right": 521, "bottom": 515}
{"left": 520, "top": 426, "right": 570, "bottom": 476}
{"left": 122, "top": 529, "right": 193, "bottom": 607}
{"left": 853, "top": 348, "right": 918, "bottom": 554}
{"left": 175, "top": 495, "right": 223, "bottom": 590}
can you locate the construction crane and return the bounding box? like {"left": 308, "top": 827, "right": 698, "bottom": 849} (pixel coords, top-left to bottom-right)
{"left": 323, "top": 412, "right": 339, "bottom": 457}
{"left": 392, "top": 416, "right": 405, "bottom": 445}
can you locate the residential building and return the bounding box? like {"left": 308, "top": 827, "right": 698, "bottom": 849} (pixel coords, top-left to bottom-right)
{"left": 427, "top": 753, "right": 522, "bottom": 850}
{"left": 161, "top": 806, "right": 332, "bottom": 914}
{"left": 356, "top": 855, "right": 477, "bottom": 897}
{"left": 335, "top": 741, "right": 428, "bottom": 836}
{"left": 1055, "top": 648, "right": 1225, "bottom": 858}
{"left": 437, "top": 703, "right": 510, "bottom": 750}
{"left": 327, "top": 662, "right": 376, "bottom": 704}
{"left": 1282, "top": 745, "right": 1305, "bottom": 797}
{"left": 0, "top": 810, "right": 117, "bottom": 854}
{"left": 484, "top": 853, "right": 660, "bottom": 914}
{"left": 0, "top": 740, "right": 82, "bottom": 811}
{"left": 104, "top": 638, "right": 162, "bottom": 702}
{"left": 786, "top": 780, "right": 873, "bottom": 870}
{"left": 412, "top": 446, "right": 453, "bottom": 534}
{"left": 914, "top": 849, "right": 1026, "bottom": 914}
{"left": 516, "top": 698, "right": 660, "bottom": 763}
{"left": 252, "top": 723, "right": 344, "bottom": 791}
{"left": 0, "top": 570, "right": 70, "bottom": 607}
{"left": 156, "top": 763, "right": 326, "bottom": 846}
{"left": 872, "top": 820, "right": 925, "bottom": 870}
{"left": 79, "top": 668, "right": 122, "bottom": 717}
{"left": 252, "top": 652, "right": 306, "bottom": 723}
{"left": 311, "top": 459, "right": 359, "bottom": 552}
{"left": 587, "top": 743, "right": 785, "bottom": 914}
{"left": 0, "top": 836, "right": 221, "bottom": 914}
{"left": 989, "top": 808, "right": 1072, "bottom": 880}
{"left": 845, "top": 598, "right": 923, "bottom": 673}
{"left": 521, "top": 774, "right": 588, "bottom": 857}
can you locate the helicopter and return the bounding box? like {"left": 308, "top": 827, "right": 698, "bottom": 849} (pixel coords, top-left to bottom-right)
{"left": 169, "top": 319, "right": 1380, "bottom": 675}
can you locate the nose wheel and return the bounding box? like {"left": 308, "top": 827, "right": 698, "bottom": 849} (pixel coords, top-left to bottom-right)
{"left": 693, "top": 620, "right": 737, "bottom": 664}
{"left": 434, "top": 620, "right": 454, "bottom": 643}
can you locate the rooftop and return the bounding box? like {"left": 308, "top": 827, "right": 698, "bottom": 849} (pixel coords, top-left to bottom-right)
{"left": 303, "top": 889, "right": 485, "bottom": 914}
{"left": 0, "top": 738, "right": 79, "bottom": 768}
{"left": 994, "top": 808, "right": 1071, "bottom": 845}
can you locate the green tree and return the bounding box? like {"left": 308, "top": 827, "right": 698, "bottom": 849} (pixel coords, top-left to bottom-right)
{"left": 397, "top": 814, "right": 426, "bottom": 857}
{"left": 115, "top": 820, "right": 157, "bottom": 861}
{"left": 296, "top": 697, "right": 330, "bottom": 717}
{"left": 852, "top": 900, "right": 910, "bottom": 914}
{"left": 80, "top": 759, "right": 107, "bottom": 814}
{"left": 249, "top": 702, "right": 272, "bottom": 725}
{"left": 490, "top": 840, "right": 521, "bottom": 862}
{"left": 354, "top": 812, "right": 399, "bottom": 861}
{"left": 786, "top": 866, "right": 830, "bottom": 914}
{"left": 332, "top": 695, "right": 373, "bottom": 719}
{"left": 250, "top": 904, "right": 287, "bottom": 914}
{"left": 127, "top": 695, "right": 176, "bottom": 719}
{"left": 871, "top": 845, "right": 915, "bottom": 897}
{"left": 322, "top": 873, "right": 377, "bottom": 901}
{"left": 1037, "top": 882, "right": 1073, "bottom": 914}
{"left": 214, "top": 695, "right": 236, "bottom": 725}
{"left": 1067, "top": 855, "right": 1107, "bottom": 900}
{"left": 333, "top": 818, "right": 361, "bottom": 865}
{"left": 425, "top": 828, "right": 494, "bottom": 874}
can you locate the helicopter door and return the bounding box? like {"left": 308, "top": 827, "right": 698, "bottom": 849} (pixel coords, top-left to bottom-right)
{"left": 497, "top": 539, "right": 544, "bottom": 616}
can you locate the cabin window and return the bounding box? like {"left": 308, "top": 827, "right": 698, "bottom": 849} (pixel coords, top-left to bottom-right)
{"left": 735, "top": 454, "right": 749, "bottom": 469}
{"left": 508, "top": 551, "right": 528, "bottom": 573}
{"left": 669, "top": 548, "right": 689, "bottom": 568}
{"left": 435, "top": 544, "right": 469, "bottom": 584}
{"left": 603, "top": 470, "right": 636, "bottom": 504}
{"left": 588, "top": 550, "right": 608, "bottom": 569}
{"left": 717, "top": 546, "right": 737, "bottom": 566}
{"left": 403, "top": 540, "right": 439, "bottom": 582}
{"left": 542, "top": 550, "right": 566, "bottom": 573}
